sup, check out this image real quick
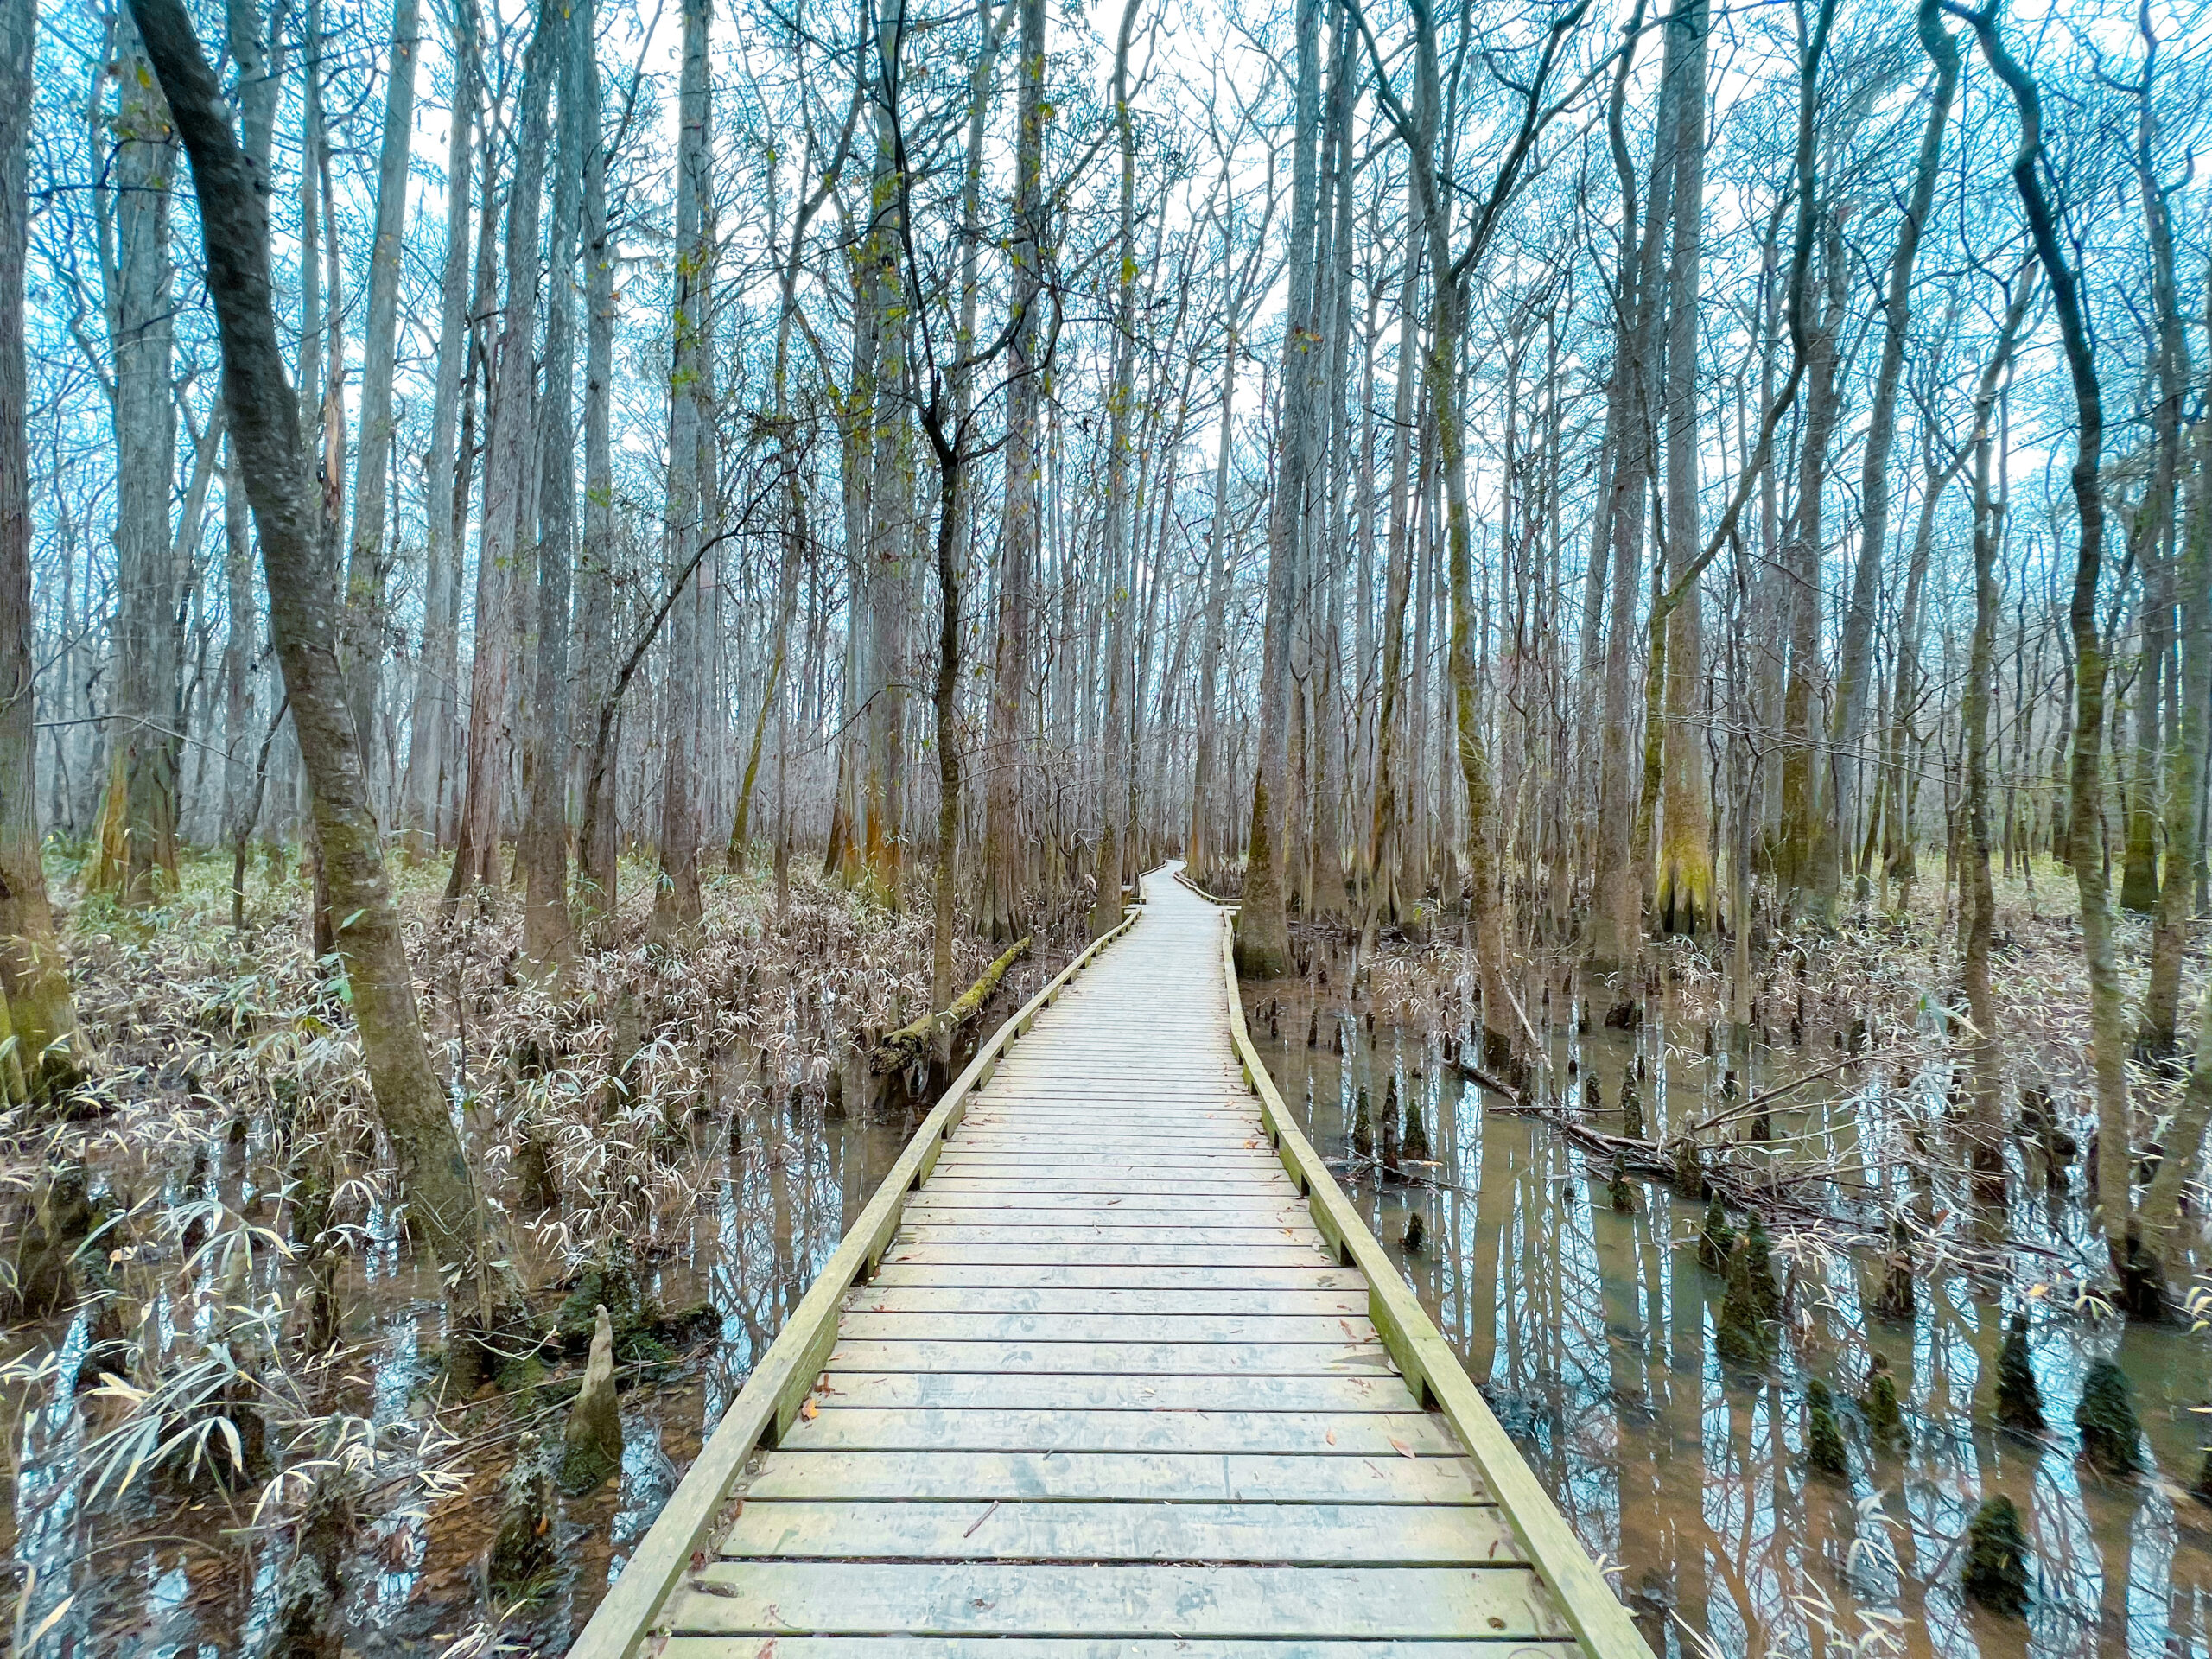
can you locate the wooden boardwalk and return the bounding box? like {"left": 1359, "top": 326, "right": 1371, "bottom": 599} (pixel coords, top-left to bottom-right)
{"left": 571, "top": 866, "right": 1650, "bottom": 1659}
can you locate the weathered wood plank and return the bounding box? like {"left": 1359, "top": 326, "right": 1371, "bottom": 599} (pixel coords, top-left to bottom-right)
{"left": 895, "top": 1211, "right": 1306, "bottom": 1230}
{"left": 843, "top": 1285, "right": 1365, "bottom": 1313}
{"left": 931, "top": 1152, "right": 1286, "bottom": 1167}
{"left": 664, "top": 1563, "right": 1571, "bottom": 1641}
{"left": 813, "top": 1371, "right": 1414, "bottom": 1413}
{"left": 740, "top": 1449, "right": 1484, "bottom": 1503}
{"left": 876, "top": 1244, "right": 1338, "bottom": 1268}
{"left": 658, "top": 1640, "right": 1581, "bottom": 1659}
{"left": 834, "top": 1311, "right": 1381, "bottom": 1344}
{"left": 780, "top": 1408, "right": 1455, "bottom": 1455}
{"left": 925, "top": 1174, "right": 1292, "bottom": 1192}
{"left": 888, "top": 1225, "right": 1332, "bottom": 1247}
{"left": 715, "top": 1499, "right": 1522, "bottom": 1564}
{"left": 943, "top": 1135, "right": 1266, "bottom": 1152}
{"left": 902, "top": 1194, "right": 1302, "bottom": 1214}
{"left": 861, "top": 1262, "right": 1364, "bottom": 1291}
{"left": 823, "top": 1339, "right": 1395, "bottom": 1375}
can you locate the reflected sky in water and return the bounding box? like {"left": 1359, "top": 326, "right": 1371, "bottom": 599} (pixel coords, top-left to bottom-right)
{"left": 1248, "top": 976, "right": 2212, "bottom": 1659}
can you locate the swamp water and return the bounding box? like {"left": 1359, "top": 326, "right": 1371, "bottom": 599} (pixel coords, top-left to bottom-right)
{"left": 15, "top": 941, "right": 2209, "bottom": 1658}
{"left": 1244, "top": 966, "right": 2212, "bottom": 1659}
{"left": 7, "top": 1079, "right": 920, "bottom": 1656}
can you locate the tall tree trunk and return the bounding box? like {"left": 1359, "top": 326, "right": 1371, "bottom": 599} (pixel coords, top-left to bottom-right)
{"left": 1190, "top": 219, "right": 1237, "bottom": 878}
{"left": 1959, "top": 7, "right": 2129, "bottom": 1276}
{"left": 1236, "top": 0, "right": 1324, "bottom": 976}
{"left": 2133, "top": 14, "right": 2198, "bottom": 1052}
{"left": 1654, "top": 0, "right": 1712, "bottom": 938}
{"left": 652, "top": 0, "right": 713, "bottom": 942}
{"left": 401, "top": 0, "right": 478, "bottom": 860}
{"left": 1587, "top": 0, "right": 1669, "bottom": 972}
{"left": 0, "top": 0, "right": 80, "bottom": 1098}
{"left": 573, "top": 2, "right": 617, "bottom": 920}
{"left": 93, "top": 8, "right": 181, "bottom": 905}
{"left": 446, "top": 6, "right": 557, "bottom": 909}
{"left": 1308, "top": 47, "right": 1356, "bottom": 924}
{"left": 1357, "top": 224, "right": 1422, "bottom": 973}
{"left": 982, "top": 0, "right": 1038, "bottom": 939}
{"left": 343, "top": 0, "right": 423, "bottom": 761}
{"left": 1089, "top": 0, "right": 1143, "bottom": 942}
{"left": 1960, "top": 293, "right": 2021, "bottom": 1206}
{"left": 1832, "top": 0, "right": 1957, "bottom": 899}
{"left": 130, "top": 0, "right": 510, "bottom": 1361}
{"left": 522, "top": 0, "right": 583, "bottom": 973}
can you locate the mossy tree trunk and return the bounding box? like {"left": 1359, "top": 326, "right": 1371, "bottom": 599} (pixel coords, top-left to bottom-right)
{"left": 129, "top": 0, "right": 508, "bottom": 1349}
{"left": 91, "top": 8, "right": 182, "bottom": 906}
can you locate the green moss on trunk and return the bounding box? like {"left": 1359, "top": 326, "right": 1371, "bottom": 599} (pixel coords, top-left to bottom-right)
{"left": 1805, "top": 1378, "right": 1848, "bottom": 1477}
{"left": 2075, "top": 1357, "right": 2143, "bottom": 1475}
{"left": 1994, "top": 1312, "right": 2045, "bottom": 1435}
{"left": 1864, "top": 1351, "right": 1906, "bottom": 1449}
{"left": 1962, "top": 1494, "right": 2031, "bottom": 1615}
{"left": 1698, "top": 1195, "right": 1734, "bottom": 1274}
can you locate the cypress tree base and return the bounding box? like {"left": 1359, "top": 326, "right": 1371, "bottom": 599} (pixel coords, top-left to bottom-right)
{"left": 1962, "top": 1495, "right": 2031, "bottom": 1616}
{"left": 2075, "top": 1358, "right": 2144, "bottom": 1476}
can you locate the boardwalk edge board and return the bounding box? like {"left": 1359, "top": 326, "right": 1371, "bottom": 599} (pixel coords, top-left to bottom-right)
{"left": 1209, "top": 906, "right": 1655, "bottom": 1659}
{"left": 1171, "top": 863, "right": 1239, "bottom": 909}
{"left": 565, "top": 897, "right": 1146, "bottom": 1659}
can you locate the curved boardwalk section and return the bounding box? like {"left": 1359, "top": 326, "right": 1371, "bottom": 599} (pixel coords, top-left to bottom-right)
{"left": 574, "top": 866, "right": 1649, "bottom": 1659}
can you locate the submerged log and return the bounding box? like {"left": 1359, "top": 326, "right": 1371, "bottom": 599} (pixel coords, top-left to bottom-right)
{"left": 871, "top": 937, "right": 1031, "bottom": 1076}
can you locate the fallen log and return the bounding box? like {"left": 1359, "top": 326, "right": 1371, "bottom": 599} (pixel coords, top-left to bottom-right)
{"left": 871, "top": 937, "right": 1031, "bottom": 1075}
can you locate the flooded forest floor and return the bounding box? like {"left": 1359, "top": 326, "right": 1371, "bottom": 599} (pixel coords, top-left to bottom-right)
{"left": 0, "top": 849, "right": 2206, "bottom": 1659}
{"left": 1, "top": 849, "right": 1091, "bottom": 1658}
{"left": 1229, "top": 858, "right": 2212, "bottom": 1659}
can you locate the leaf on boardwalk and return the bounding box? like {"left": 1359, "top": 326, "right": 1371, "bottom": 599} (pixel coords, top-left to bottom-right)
{"left": 1389, "top": 1436, "right": 1415, "bottom": 1459}
{"left": 799, "top": 1396, "right": 818, "bottom": 1421}
{"left": 1325, "top": 1427, "right": 1337, "bottom": 1445}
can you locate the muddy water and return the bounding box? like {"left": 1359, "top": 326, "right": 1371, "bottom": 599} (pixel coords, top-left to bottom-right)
{"left": 4, "top": 1084, "right": 918, "bottom": 1657}
{"left": 21, "top": 939, "right": 2212, "bottom": 1659}
{"left": 1246, "top": 976, "right": 2212, "bottom": 1659}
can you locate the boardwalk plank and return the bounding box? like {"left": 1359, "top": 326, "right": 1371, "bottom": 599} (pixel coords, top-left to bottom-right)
{"left": 823, "top": 1339, "right": 1394, "bottom": 1375}
{"left": 575, "top": 868, "right": 1636, "bottom": 1659}
{"left": 861, "top": 1263, "right": 1363, "bottom": 1290}
{"left": 834, "top": 1312, "right": 1381, "bottom": 1344}
{"left": 715, "top": 1499, "right": 1522, "bottom": 1563}
{"left": 842, "top": 1286, "right": 1365, "bottom": 1313}
{"left": 812, "top": 1372, "right": 1413, "bottom": 1412}
{"left": 780, "top": 1408, "right": 1455, "bottom": 1454}
{"left": 876, "top": 1244, "right": 1338, "bottom": 1268}
{"left": 664, "top": 1563, "right": 1572, "bottom": 1640}
{"left": 659, "top": 1640, "right": 1583, "bottom": 1658}
{"left": 741, "top": 1450, "right": 1485, "bottom": 1503}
